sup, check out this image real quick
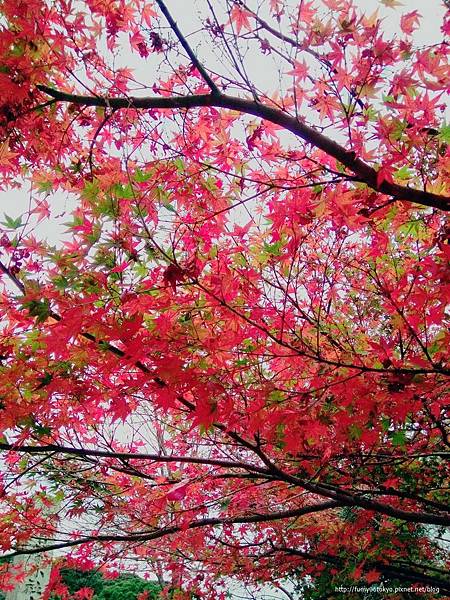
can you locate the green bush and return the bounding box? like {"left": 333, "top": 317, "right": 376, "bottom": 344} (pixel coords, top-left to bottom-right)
{"left": 59, "top": 568, "right": 105, "bottom": 597}
{"left": 97, "top": 575, "right": 161, "bottom": 600}
{"left": 55, "top": 568, "right": 161, "bottom": 600}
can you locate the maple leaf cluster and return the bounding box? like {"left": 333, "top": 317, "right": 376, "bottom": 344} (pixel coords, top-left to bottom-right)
{"left": 0, "top": 0, "right": 449, "bottom": 598}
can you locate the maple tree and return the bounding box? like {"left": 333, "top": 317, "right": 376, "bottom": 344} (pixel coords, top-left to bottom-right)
{"left": 0, "top": 0, "right": 449, "bottom": 597}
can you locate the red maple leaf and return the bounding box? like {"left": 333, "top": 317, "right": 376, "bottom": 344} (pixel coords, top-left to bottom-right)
{"left": 365, "top": 569, "right": 381, "bottom": 583}
{"left": 167, "top": 483, "right": 188, "bottom": 501}
{"left": 163, "top": 264, "right": 185, "bottom": 291}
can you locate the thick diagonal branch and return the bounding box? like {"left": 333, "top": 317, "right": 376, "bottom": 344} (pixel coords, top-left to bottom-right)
{"left": 36, "top": 85, "right": 449, "bottom": 211}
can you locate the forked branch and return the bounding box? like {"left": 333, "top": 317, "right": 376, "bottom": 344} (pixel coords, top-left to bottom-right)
{"left": 36, "top": 85, "right": 449, "bottom": 211}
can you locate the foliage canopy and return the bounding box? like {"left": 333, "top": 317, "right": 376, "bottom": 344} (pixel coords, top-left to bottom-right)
{"left": 0, "top": 0, "right": 448, "bottom": 598}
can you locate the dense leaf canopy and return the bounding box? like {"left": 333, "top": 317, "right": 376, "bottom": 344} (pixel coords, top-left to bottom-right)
{"left": 0, "top": 0, "right": 448, "bottom": 598}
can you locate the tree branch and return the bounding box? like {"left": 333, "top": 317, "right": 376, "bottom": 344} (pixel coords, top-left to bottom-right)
{"left": 270, "top": 546, "right": 450, "bottom": 592}
{"left": 154, "top": 0, "right": 219, "bottom": 94}
{"left": 36, "top": 85, "right": 449, "bottom": 211}
{"left": 3, "top": 501, "right": 340, "bottom": 558}
{"left": 0, "top": 442, "right": 268, "bottom": 475}
{"left": 245, "top": 448, "right": 450, "bottom": 526}
{"left": 2, "top": 261, "right": 448, "bottom": 526}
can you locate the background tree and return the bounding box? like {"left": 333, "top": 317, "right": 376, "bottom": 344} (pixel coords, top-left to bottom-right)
{"left": 0, "top": 0, "right": 449, "bottom": 598}
{"left": 46, "top": 567, "right": 161, "bottom": 600}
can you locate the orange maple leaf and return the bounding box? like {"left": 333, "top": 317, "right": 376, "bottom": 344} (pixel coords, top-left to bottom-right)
{"left": 0, "top": 142, "right": 18, "bottom": 169}
{"left": 229, "top": 5, "right": 252, "bottom": 33}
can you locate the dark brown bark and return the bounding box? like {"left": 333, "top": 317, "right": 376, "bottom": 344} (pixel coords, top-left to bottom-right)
{"left": 36, "top": 85, "right": 449, "bottom": 211}
{"left": 3, "top": 501, "right": 340, "bottom": 558}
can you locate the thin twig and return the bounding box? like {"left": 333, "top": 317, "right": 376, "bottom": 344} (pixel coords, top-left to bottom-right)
{"left": 154, "top": 0, "right": 219, "bottom": 94}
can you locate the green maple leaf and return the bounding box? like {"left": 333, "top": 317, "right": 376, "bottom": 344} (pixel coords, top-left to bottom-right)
{"left": 438, "top": 123, "right": 450, "bottom": 144}
{"left": 1, "top": 213, "right": 22, "bottom": 230}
